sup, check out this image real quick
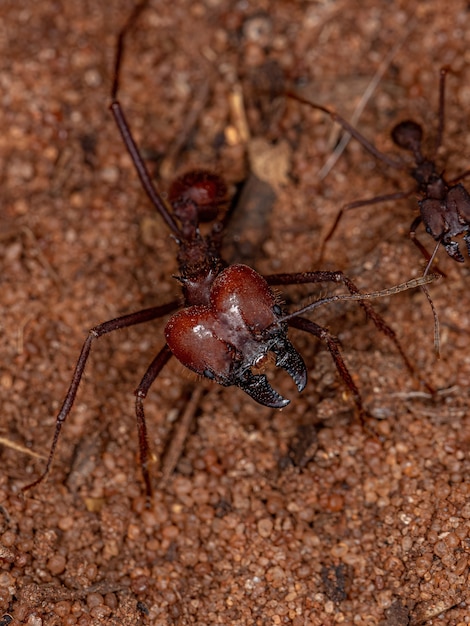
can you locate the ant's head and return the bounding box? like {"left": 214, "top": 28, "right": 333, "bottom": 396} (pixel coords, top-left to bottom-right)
{"left": 165, "top": 264, "right": 307, "bottom": 407}
{"left": 168, "top": 169, "right": 228, "bottom": 227}
{"left": 391, "top": 120, "right": 423, "bottom": 154}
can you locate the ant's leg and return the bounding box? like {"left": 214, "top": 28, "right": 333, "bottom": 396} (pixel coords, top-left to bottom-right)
{"left": 111, "top": 0, "right": 150, "bottom": 101}
{"left": 265, "top": 270, "right": 415, "bottom": 377}
{"left": 287, "top": 92, "right": 403, "bottom": 168}
{"left": 409, "top": 215, "right": 426, "bottom": 257}
{"left": 23, "top": 301, "right": 179, "bottom": 493}
{"left": 448, "top": 170, "right": 470, "bottom": 185}
{"left": 409, "top": 216, "right": 447, "bottom": 276}
{"left": 287, "top": 316, "right": 365, "bottom": 421}
{"left": 319, "top": 189, "right": 414, "bottom": 262}
{"left": 134, "top": 344, "right": 173, "bottom": 499}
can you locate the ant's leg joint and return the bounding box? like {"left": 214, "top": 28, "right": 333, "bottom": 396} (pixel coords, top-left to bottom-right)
{"left": 464, "top": 233, "right": 470, "bottom": 257}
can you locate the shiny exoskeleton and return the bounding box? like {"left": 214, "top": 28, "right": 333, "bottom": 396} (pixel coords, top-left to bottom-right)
{"left": 165, "top": 263, "right": 306, "bottom": 408}
{"left": 24, "top": 1, "right": 425, "bottom": 498}
{"left": 392, "top": 119, "right": 470, "bottom": 262}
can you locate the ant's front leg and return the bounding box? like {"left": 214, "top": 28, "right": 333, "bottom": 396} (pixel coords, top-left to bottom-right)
{"left": 134, "top": 344, "right": 173, "bottom": 500}
{"left": 319, "top": 189, "right": 415, "bottom": 263}
{"left": 265, "top": 270, "right": 414, "bottom": 377}
{"left": 409, "top": 216, "right": 448, "bottom": 276}
{"left": 23, "top": 301, "right": 179, "bottom": 494}
{"left": 287, "top": 316, "right": 365, "bottom": 422}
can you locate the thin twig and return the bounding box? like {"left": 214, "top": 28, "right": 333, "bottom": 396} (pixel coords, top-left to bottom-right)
{"left": 0, "top": 437, "right": 47, "bottom": 460}
{"left": 160, "top": 386, "right": 204, "bottom": 486}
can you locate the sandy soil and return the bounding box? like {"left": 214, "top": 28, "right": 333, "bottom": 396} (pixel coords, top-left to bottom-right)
{"left": 1, "top": 0, "right": 470, "bottom": 624}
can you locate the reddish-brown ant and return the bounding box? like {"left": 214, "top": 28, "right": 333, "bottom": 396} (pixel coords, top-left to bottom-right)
{"left": 23, "top": 1, "right": 435, "bottom": 498}
{"left": 289, "top": 68, "right": 470, "bottom": 266}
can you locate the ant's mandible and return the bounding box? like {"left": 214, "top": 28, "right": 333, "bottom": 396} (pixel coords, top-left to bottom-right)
{"left": 289, "top": 68, "right": 470, "bottom": 266}
{"left": 24, "top": 1, "right": 435, "bottom": 499}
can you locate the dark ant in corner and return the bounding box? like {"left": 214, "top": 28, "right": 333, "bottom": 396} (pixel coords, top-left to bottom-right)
{"left": 23, "top": 1, "right": 436, "bottom": 499}
{"left": 289, "top": 68, "right": 470, "bottom": 267}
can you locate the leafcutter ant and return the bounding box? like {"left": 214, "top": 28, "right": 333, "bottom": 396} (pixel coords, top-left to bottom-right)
{"left": 23, "top": 1, "right": 436, "bottom": 498}
{"left": 289, "top": 68, "right": 470, "bottom": 267}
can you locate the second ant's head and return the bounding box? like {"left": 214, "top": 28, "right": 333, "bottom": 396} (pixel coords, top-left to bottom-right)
{"left": 391, "top": 120, "right": 423, "bottom": 160}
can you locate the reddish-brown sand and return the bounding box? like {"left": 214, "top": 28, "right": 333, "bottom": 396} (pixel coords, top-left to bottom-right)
{"left": 2, "top": 0, "right": 470, "bottom": 624}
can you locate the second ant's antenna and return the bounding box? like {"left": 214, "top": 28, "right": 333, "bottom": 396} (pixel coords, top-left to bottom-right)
{"left": 422, "top": 239, "right": 442, "bottom": 357}
{"left": 318, "top": 25, "right": 415, "bottom": 180}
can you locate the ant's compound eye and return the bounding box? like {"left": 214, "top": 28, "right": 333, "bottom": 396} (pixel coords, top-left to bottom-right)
{"left": 391, "top": 120, "right": 423, "bottom": 151}
{"left": 273, "top": 304, "right": 282, "bottom": 317}
{"left": 169, "top": 170, "right": 228, "bottom": 223}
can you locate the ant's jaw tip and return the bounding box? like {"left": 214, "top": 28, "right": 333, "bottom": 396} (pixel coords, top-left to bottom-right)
{"left": 275, "top": 340, "right": 307, "bottom": 393}
{"left": 237, "top": 373, "right": 290, "bottom": 409}
{"left": 267, "top": 395, "right": 290, "bottom": 409}
{"left": 236, "top": 340, "right": 306, "bottom": 406}
{"left": 293, "top": 369, "right": 307, "bottom": 393}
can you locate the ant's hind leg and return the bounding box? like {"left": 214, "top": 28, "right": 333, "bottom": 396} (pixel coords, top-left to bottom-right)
{"left": 266, "top": 269, "right": 414, "bottom": 379}
{"left": 23, "top": 301, "right": 179, "bottom": 494}
{"left": 287, "top": 316, "right": 365, "bottom": 422}
{"left": 134, "top": 344, "right": 173, "bottom": 500}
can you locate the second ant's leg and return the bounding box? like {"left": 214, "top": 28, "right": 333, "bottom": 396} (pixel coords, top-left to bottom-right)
{"left": 319, "top": 189, "right": 414, "bottom": 262}
{"left": 287, "top": 92, "right": 404, "bottom": 168}
{"left": 23, "top": 301, "right": 179, "bottom": 493}
{"left": 287, "top": 316, "right": 365, "bottom": 422}
{"left": 134, "top": 344, "right": 173, "bottom": 499}
{"left": 265, "top": 270, "right": 415, "bottom": 376}
{"left": 409, "top": 216, "right": 447, "bottom": 276}
{"left": 409, "top": 215, "right": 426, "bottom": 256}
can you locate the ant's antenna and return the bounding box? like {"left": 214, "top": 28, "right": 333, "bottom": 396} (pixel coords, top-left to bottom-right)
{"left": 278, "top": 274, "right": 439, "bottom": 324}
